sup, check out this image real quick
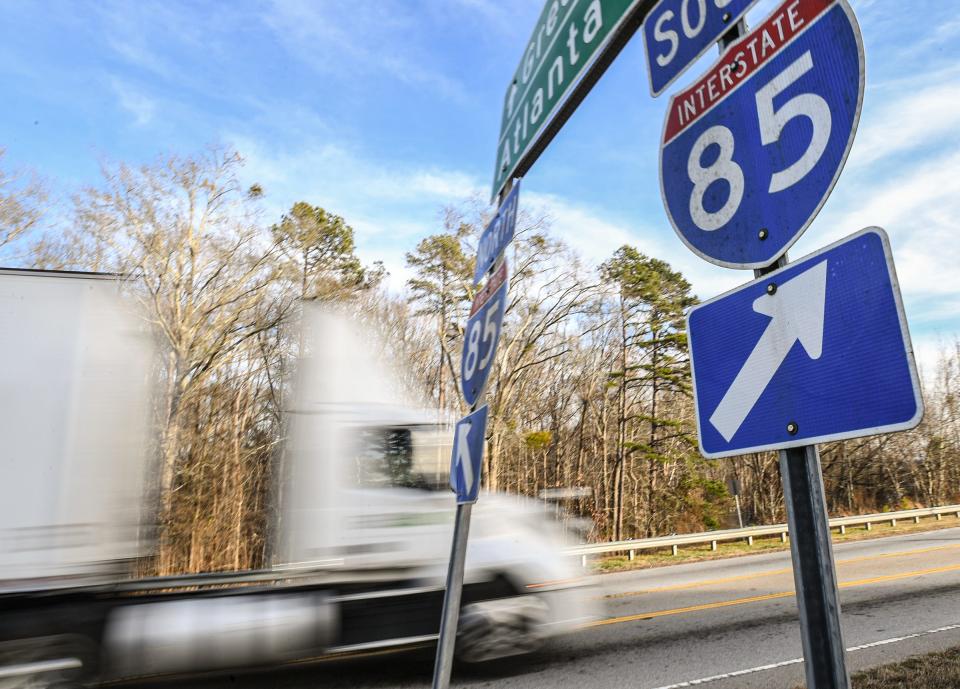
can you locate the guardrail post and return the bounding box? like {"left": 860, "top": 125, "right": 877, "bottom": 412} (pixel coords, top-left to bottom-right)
{"left": 711, "top": 540, "right": 718, "bottom": 551}
{"left": 936, "top": 513, "right": 943, "bottom": 521}
{"left": 781, "top": 532, "right": 788, "bottom": 543}
{"left": 581, "top": 554, "right": 587, "bottom": 568}
{"left": 865, "top": 522, "right": 872, "bottom": 531}
{"left": 890, "top": 518, "right": 897, "bottom": 527}
{"left": 671, "top": 545, "right": 679, "bottom": 556}
{"left": 747, "top": 536, "right": 754, "bottom": 546}
{"left": 781, "top": 445, "right": 850, "bottom": 689}
{"left": 629, "top": 550, "right": 636, "bottom": 561}
{"left": 914, "top": 515, "right": 920, "bottom": 524}
{"left": 839, "top": 524, "right": 846, "bottom": 535}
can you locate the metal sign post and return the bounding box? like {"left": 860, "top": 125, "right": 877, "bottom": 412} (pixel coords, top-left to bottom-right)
{"left": 432, "top": 501, "right": 473, "bottom": 689}
{"left": 432, "top": 184, "right": 518, "bottom": 689}
{"left": 752, "top": 243, "right": 850, "bottom": 689}
{"left": 781, "top": 444, "right": 849, "bottom": 689}
{"left": 731, "top": 4, "right": 848, "bottom": 678}
{"left": 680, "top": 5, "right": 923, "bottom": 689}
{"left": 755, "top": 253, "right": 850, "bottom": 689}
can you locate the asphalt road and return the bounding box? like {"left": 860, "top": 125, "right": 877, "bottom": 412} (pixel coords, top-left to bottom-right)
{"left": 127, "top": 526, "right": 960, "bottom": 689}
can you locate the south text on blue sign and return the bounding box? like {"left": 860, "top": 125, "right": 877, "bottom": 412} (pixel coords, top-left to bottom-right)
{"left": 643, "top": 0, "right": 758, "bottom": 97}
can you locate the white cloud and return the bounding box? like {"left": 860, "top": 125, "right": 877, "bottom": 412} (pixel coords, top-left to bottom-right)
{"left": 407, "top": 171, "right": 481, "bottom": 200}
{"left": 229, "top": 135, "right": 483, "bottom": 214}
{"left": 823, "top": 148, "right": 960, "bottom": 300}
{"left": 110, "top": 79, "right": 155, "bottom": 126}
{"left": 263, "top": 0, "right": 467, "bottom": 103}
{"left": 521, "top": 190, "right": 745, "bottom": 300}
{"left": 849, "top": 80, "right": 960, "bottom": 169}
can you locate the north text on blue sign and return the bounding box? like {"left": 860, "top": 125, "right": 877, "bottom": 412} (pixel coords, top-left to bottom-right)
{"left": 474, "top": 182, "right": 520, "bottom": 286}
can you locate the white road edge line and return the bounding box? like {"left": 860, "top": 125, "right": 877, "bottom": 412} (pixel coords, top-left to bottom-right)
{"left": 647, "top": 623, "right": 960, "bottom": 689}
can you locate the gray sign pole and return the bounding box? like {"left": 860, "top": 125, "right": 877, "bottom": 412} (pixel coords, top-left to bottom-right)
{"left": 432, "top": 179, "right": 515, "bottom": 689}
{"left": 432, "top": 502, "right": 473, "bottom": 689}
{"left": 755, "top": 254, "right": 850, "bottom": 689}
{"left": 716, "top": 20, "right": 850, "bottom": 689}
{"left": 780, "top": 445, "right": 850, "bottom": 689}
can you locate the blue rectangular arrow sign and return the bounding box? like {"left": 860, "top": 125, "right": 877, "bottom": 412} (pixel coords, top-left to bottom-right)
{"left": 450, "top": 405, "right": 488, "bottom": 504}
{"left": 688, "top": 227, "right": 923, "bottom": 458}
{"left": 643, "top": 0, "right": 758, "bottom": 97}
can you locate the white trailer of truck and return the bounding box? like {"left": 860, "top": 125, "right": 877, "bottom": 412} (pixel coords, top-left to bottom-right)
{"left": 0, "top": 269, "right": 597, "bottom": 686}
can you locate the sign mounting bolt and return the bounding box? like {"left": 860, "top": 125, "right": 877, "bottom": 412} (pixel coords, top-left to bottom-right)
{"left": 786, "top": 422, "right": 799, "bottom": 435}
{"left": 766, "top": 283, "right": 777, "bottom": 295}
{"left": 758, "top": 228, "right": 769, "bottom": 241}
{"left": 722, "top": 12, "right": 731, "bottom": 22}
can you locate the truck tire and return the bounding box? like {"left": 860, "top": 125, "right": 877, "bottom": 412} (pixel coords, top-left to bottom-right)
{"left": 456, "top": 595, "right": 549, "bottom": 663}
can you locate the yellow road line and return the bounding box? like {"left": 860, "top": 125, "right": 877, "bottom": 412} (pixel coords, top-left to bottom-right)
{"left": 838, "top": 563, "right": 960, "bottom": 589}
{"left": 605, "top": 542, "right": 960, "bottom": 599}
{"left": 591, "top": 591, "right": 795, "bottom": 627}
{"left": 594, "top": 561, "right": 960, "bottom": 628}
{"left": 605, "top": 567, "right": 792, "bottom": 599}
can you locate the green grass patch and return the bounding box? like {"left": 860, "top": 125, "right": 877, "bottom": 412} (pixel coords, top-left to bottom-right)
{"left": 590, "top": 514, "right": 960, "bottom": 574}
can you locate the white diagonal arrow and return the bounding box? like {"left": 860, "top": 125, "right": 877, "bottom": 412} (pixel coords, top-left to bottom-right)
{"left": 455, "top": 421, "right": 474, "bottom": 493}
{"left": 709, "top": 260, "right": 829, "bottom": 442}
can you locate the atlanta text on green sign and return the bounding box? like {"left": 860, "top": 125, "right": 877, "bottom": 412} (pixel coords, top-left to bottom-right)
{"left": 492, "top": 0, "right": 644, "bottom": 200}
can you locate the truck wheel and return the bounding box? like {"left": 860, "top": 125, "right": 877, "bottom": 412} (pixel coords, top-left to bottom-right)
{"left": 456, "top": 596, "right": 548, "bottom": 663}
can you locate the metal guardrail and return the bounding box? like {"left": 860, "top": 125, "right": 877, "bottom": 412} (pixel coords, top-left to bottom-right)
{"left": 570, "top": 504, "right": 960, "bottom": 566}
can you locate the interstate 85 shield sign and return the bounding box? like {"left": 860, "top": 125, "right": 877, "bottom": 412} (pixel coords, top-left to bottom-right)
{"left": 659, "top": 0, "right": 864, "bottom": 269}
{"left": 461, "top": 260, "right": 509, "bottom": 407}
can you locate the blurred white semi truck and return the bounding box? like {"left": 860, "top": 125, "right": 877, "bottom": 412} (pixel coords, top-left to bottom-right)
{"left": 0, "top": 268, "right": 596, "bottom": 686}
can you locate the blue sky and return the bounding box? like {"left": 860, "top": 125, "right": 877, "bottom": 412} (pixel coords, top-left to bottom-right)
{"left": 1, "top": 0, "right": 958, "bottom": 373}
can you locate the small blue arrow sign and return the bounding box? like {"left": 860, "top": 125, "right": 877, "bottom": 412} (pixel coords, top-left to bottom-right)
{"left": 461, "top": 260, "right": 509, "bottom": 407}
{"left": 643, "top": 0, "right": 758, "bottom": 97}
{"left": 474, "top": 182, "right": 519, "bottom": 286}
{"left": 660, "top": 0, "right": 864, "bottom": 269}
{"left": 688, "top": 227, "right": 923, "bottom": 458}
{"left": 450, "top": 405, "right": 488, "bottom": 504}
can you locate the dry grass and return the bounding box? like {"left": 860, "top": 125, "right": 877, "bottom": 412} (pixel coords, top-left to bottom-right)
{"left": 793, "top": 646, "right": 960, "bottom": 688}
{"left": 591, "top": 514, "right": 960, "bottom": 573}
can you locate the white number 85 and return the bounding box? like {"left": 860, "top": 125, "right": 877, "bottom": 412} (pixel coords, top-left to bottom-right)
{"left": 463, "top": 298, "right": 500, "bottom": 379}
{"left": 688, "top": 50, "right": 832, "bottom": 232}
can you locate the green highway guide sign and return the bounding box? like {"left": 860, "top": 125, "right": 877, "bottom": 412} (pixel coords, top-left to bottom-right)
{"left": 492, "top": 0, "right": 644, "bottom": 200}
